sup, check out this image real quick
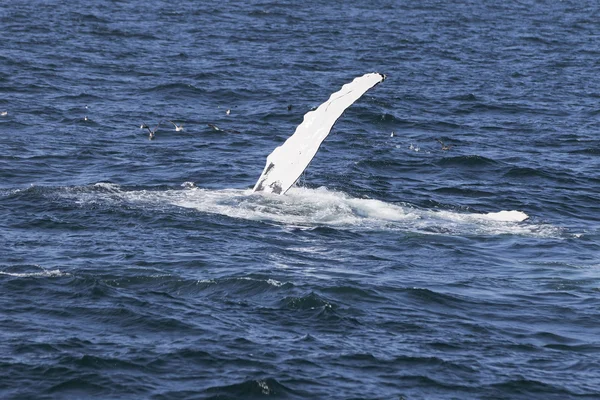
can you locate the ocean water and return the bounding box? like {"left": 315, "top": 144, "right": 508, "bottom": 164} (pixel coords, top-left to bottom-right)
{"left": 1, "top": 0, "right": 599, "bottom": 399}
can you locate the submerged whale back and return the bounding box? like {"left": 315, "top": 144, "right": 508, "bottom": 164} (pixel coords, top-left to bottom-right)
{"left": 253, "top": 73, "right": 385, "bottom": 195}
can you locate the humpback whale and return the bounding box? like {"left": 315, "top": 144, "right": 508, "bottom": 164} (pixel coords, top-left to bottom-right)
{"left": 253, "top": 72, "right": 385, "bottom": 195}
{"left": 250, "top": 73, "right": 527, "bottom": 222}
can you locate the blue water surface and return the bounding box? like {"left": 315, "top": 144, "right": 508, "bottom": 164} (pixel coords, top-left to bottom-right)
{"left": 1, "top": 1, "right": 599, "bottom": 399}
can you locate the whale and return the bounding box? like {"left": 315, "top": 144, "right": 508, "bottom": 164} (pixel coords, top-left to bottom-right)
{"left": 250, "top": 73, "right": 528, "bottom": 223}
{"left": 253, "top": 72, "right": 385, "bottom": 195}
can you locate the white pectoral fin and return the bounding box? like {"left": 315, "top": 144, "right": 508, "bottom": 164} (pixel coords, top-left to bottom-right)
{"left": 253, "top": 73, "right": 385, "bottom": 195}
{"left": 253, "top": 160, "right": 282, "bottom": 194}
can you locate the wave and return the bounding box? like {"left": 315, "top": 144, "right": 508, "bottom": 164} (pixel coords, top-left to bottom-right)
{"left": 0, "top": 269, "right": 67, "bottom": 278}
{"left": 141, "top": 83, "right": 206, "bottom": 96}
{"left": 503, "top": 166, "right": 576, "bottom": 183}
{"left": 448, "top": 93, "right": 478, "bottom": 101}
{"left": 280, "top": 291, "right": 334, "bottom": 311}
{"left": 0, "top": 264, "right": 69, "bottom": 278}
{"left": 47, "top": 183, "right": 567, "bottom": 238}
{"left": 569, "top": 148, "right": 600, "bottom": 156}
{"left": 437, "top": 155, "right": 499, "bottom": 168}
{"left": 203, "top": 378, "right": 297, "bottom": 398}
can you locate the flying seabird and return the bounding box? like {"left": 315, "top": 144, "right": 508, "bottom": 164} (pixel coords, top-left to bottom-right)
{"left": 141, "top": 121, "right": 162, "bottom": 140}
{"left": 436, "top": 139, "right": 454, "bottom": 151}
{"left": 167, "top": 120, "right": 184, "bottom": 131}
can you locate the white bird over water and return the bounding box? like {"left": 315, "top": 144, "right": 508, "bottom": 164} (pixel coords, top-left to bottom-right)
{"left": 167, "top": 120, "right": 184, "bottom": 131}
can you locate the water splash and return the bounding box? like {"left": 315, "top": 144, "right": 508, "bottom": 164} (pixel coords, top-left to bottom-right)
{"left": 59, "top": 183, "right": 564, "bottom": 238}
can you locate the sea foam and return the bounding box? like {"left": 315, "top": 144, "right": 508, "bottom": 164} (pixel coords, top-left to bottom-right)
{"left": 61, "top": 183, "right": 560, "bottom": 238}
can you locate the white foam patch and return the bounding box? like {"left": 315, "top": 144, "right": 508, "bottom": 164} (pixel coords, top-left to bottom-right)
{"left": 230, "top": 277, "right": 286, "bottom": 287}
{"left": 436, "top": 209, "right": 529, "bottom": 223}
{"left": 175, "top": 186, "right": 420, "bottom": 228}
{"left": 93, "top": 182, "right": 121, "bottom": 192}
{"left": 480, "top": 210, "right": 529, "bottom": 222}
{"left": 64, "top": 184, "right": 562, "bottom": 238}
{"left": 0, "top": 269, "right": 68, "bottom": 278}
{"left": 266, "top": 279, "right": 285, "bottom": 287}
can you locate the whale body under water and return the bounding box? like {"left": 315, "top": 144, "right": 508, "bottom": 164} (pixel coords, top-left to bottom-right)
{"left": 253, "top": 72, "right": 385, "bottom": 195}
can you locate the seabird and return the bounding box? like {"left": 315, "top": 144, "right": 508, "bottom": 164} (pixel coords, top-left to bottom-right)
{"left": 390, "top": 132, "right": 395, "bottom": 137}
{"left": 287, "top": 104, "right": 293, "bottom": 111}
{"left": 436, "top": 139, "right": 454, "bottom": 151}
{"left": 226, "top": 109, "right": 231, "bottom": 115}
{"left": 0, "top": 111, "right": 7, "bottom": 116}
{"left": 207, "top": 123, "right": 240, "bottom": 134}
{"left": 207, "top": 123, "right": 222, "bottom": 132}
{"left": 141, "top": 121, "right": 162, "bottom": 140}
{"left": 167, "top": 120, "right": 184, "bottom": 131}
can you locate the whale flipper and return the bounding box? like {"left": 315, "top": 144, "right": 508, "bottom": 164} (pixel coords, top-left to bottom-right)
{"left": 253, "top": 72, "right": 385, "bottom": 195}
